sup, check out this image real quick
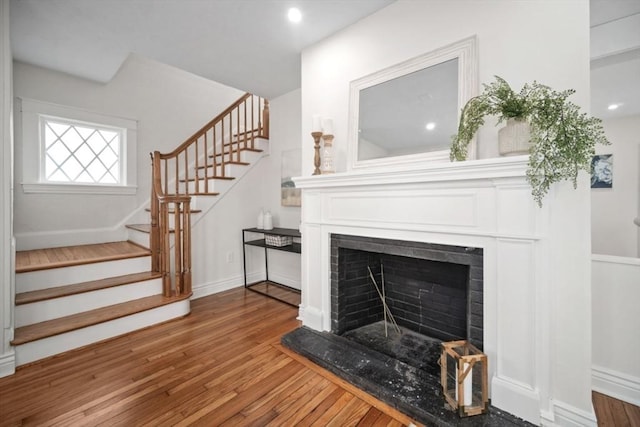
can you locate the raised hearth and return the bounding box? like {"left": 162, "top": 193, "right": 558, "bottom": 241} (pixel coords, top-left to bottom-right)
{"left": 282, "top": 326, "right": 533, "bottom": 426}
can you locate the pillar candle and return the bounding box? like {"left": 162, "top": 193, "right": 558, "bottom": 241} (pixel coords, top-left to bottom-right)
{"left": 312, "top": 115, "right": 322, "bottom": 133}
{"left": 455, "top": 362, "right": 473, "bottom": 406}
{"left": 322, "top": 118, "right": 334, "bottom": 136}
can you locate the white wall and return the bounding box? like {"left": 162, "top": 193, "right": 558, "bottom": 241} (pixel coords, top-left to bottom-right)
{"left": 592, "top": 255, "right": 640, "bottom": 406}
{"left": 13, "top": 57, "right": 303, "bottom": 296}
{"left": 0, "top": 0, "right": 16, "bottom": 377}
{"left": 300, "top": 0, "right": 594, "bottom": 424}
{"left": 591, "top": 115, "right": 640, "bottom": 257}
{"left": 12, "top": 56, "right": 244, "bottom": 249}
{"left": 300, "top": 0, "right": 591, "bottom": 175}
{"left": 189, "top": 89, "right": 302, "bottom": 297}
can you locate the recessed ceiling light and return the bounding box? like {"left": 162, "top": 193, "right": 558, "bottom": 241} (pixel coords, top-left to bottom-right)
{"left": 425, "top": 122, "right": 436, "bottom": 131}
{"left": 607, "top": 103, "right": 620, "bottom": 110}
{"left": 288, "top": 7, "right": 302, "bottom": 23}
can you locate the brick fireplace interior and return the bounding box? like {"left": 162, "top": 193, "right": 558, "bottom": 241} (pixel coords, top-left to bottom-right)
{"left": 331, "top": 234, "right": 483, "bottom": 376}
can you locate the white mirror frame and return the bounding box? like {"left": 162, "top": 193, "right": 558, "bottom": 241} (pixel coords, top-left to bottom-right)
{"left": 347, "top": 36, "right": 478, "bottom": 172}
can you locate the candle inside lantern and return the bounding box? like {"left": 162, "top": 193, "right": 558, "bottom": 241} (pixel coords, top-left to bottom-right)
{"left": 455, "top": 361, "right": 473, "bottom": 406}
{"left": 312, "top": 115, "right": 322, "bottom": 133}
{"left": 322, "top": 118, "right": 334, "bottom": 136}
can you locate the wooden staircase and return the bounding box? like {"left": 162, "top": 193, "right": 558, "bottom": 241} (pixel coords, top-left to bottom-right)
{"left": 11, "top": 93, "right": 270, "bottom": 367}
{"left": 12, "top": 242, "right": 191, "bottom": 366}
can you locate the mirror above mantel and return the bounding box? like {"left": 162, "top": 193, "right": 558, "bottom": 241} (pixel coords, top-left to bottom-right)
{"left": 347, "top": 36, "right": 478, "bottom": 171}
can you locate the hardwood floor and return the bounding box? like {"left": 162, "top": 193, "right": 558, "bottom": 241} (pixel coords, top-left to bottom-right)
{"left": 3, "top": 287, "right": 637, "bottom": 426}
{"left": 593, "top": 391, "right": 640, "bottom": 427}
{"left": 0, "top": 288, "right": 418, "bottom": 426}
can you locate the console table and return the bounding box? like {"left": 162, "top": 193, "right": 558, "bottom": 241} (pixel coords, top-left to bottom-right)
{"left": 242, "top": 227, "right": 301, "bottom": 306}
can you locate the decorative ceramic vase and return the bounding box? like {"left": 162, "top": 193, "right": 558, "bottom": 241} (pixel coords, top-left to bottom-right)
{"left": 263, "top": 211, "right": 273, "bottom": 230}
{"left": 498, "top": 118, "right": 531, "bottom": 156}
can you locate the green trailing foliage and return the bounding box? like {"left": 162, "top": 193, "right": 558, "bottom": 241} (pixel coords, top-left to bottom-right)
{"left": 450, "top": 76, "right": 610, "bottom": 206}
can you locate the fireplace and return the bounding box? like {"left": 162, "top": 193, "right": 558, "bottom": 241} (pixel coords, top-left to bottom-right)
{"left": 290, "top": 157, "right": 594, "bottom": 426}
{"left": 331, "top": 234, "right": 483, "bottom": 373}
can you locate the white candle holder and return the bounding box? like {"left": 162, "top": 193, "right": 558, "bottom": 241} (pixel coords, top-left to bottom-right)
{"left": 440, "top": 340, "right": 488, "bottom": 417}
{"left": 321, "top": 134, "right": 335, "bottom": 174}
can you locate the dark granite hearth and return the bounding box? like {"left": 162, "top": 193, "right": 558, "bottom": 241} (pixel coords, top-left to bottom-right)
{"left": 281, "top": 327, "right": 534, "bottom": 427}
{"left": 343, "top": 321, "right": 443, "bottom": 377}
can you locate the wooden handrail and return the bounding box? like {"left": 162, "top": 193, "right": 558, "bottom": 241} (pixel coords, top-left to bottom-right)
{"left": 149, "top": 93, "right": 268, "bottom": 297}
{"left": 158, "top": 93, "right": 268, "bottom": 159}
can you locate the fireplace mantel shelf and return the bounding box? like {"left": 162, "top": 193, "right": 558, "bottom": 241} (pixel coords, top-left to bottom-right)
{"left": 294, "top": 155, "right": 529, "bottom": 189}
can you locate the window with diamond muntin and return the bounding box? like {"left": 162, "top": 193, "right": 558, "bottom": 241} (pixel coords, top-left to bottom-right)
{"left": 42, "top": 116, "right": 123, "bottom": 185}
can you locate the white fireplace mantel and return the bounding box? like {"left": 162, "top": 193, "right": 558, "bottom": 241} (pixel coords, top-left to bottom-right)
{"left": 294, "top": 156, "right": 596, "bottom": 426}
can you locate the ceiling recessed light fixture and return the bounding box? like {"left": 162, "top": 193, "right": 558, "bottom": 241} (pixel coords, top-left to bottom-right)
{"left": 607, "top": 103, "right": 620, "bottom": 110}
{"left": 425, "top": 122, "right": 436, "bottom": 131}
{"left": 288, "top": 7, "right": 302, "bottom": 23}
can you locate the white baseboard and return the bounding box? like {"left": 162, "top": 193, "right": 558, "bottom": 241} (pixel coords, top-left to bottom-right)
{"left": 300, "top": 305, "right": 324, "bottom": 331}
{"left": 551, "top": 399, "right": 597, "bottom": 427}
{"left": 191, "top": 275, "right": 244, "bottom": 300}
{"left": 191, "top": 269, "right": 301, "bottom": 300}
{"left": 592, "top": 365, "right": 640, "bottom": 406}
{"left": 0, "top": 350, "right": 16, "bottom": 378}
{"left": 266, "top": 271, "right": 301, "bottom": 290}
{"left": 491, "top": 375, "right": 541, "bottom": 425}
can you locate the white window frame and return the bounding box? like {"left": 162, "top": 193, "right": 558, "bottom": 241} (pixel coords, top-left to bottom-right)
{"left": 19, "top": 98, "right": 137, "bottom": 195}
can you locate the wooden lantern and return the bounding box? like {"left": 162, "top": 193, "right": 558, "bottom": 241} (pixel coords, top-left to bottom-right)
{"left": 440, "top": 340, "right": 488, "bottom": 417}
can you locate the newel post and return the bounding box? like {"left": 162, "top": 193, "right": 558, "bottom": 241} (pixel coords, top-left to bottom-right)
{"left": 149, "top": 152, "right": 160, "bottom": 273}
{"left": 262, "top": 99, "right": 270, "bottom": 139}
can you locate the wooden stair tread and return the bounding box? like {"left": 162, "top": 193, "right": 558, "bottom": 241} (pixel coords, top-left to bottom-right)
{"left": 11, "top": 293, "right": 191, "bottom": 345}
{"left": 145, "top": 208, "right": 202, "bottom": 214}
{"left": 179, "top": 176, "right": 235, "bottom": 183}
{"left": 15, "top": 271, "right": 163, "bottom": 305}
{"left": 16, "top": 241, "right": 151, "bottom": 274}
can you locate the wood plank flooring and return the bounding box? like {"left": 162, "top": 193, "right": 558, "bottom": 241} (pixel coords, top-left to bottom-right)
{"left": 593, "top": 391, "right": 640, "bottom": 426}
{"left": 15, "top": 241, "right": 150, "bottom": 273}
{"left": 0, "top": 288, "right": 419, "bottom": 426}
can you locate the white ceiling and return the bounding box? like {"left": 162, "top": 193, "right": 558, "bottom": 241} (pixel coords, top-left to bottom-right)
{"left": 9, "top": 0, "right": 394, "bottom": 99}
{"left": 9, "top": 0, "right": 640, "bottom": 121}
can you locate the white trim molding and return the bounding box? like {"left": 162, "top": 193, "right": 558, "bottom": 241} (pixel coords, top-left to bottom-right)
{"left": 295, "top": 155, "right": 594, "bottom": 425}
{"left": 593, "top": 365, "right": 640, "bottom": 406}
{"left": 17, "top": 97, "right": 138, "bottom": 194}
{"left": 0, "top": 0, "right": 16, "bottom": 379}
{"left": 22, "top": 182, "right": 137, "bottom": 195}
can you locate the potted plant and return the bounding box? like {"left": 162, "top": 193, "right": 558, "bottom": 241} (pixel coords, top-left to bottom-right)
{"left": 450, "top": 76, "right": 610, "bottom": 206}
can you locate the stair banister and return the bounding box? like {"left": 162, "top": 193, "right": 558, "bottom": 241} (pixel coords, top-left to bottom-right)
{"left": 151, "top": 152, "right": 192, "bottom": 296}
{"left": 149, "top": 93, "right": 268, "bottom": 296}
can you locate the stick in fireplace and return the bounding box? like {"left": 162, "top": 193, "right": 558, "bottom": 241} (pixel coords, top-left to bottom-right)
{"left": 367, "top": 265, "right": 401, "bottom": 336}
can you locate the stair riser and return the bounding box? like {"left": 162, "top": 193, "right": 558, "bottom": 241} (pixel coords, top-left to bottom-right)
{"left": 199, "top": 162, "right": 248, "bottom": 180}
{"left": 211, "top": 146, "right": 265, "bottom": 164}
{"left": 127, "top": 228, "right": 149, "bottom": 248}
{"left": 187, "top": 179, "right": 232, "bottom": 195}
{"left": 16, "top": 256, "right": 151, "bottom": 293}
{"left": 15, "top": 278, "right": 163, "bottom": 327}
{"left": 14, "top": 300, "right": 191, "bottom": 366}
